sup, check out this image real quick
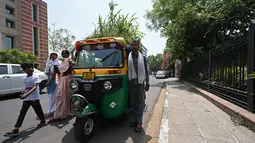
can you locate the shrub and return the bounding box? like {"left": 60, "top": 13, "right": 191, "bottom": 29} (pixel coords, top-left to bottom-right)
{"left": 0, "top": 48, "right": 37, "bottom": 64}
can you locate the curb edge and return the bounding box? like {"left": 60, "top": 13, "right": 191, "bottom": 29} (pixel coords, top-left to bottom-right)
{"left": 144, "top": 81, "right": 167, "bottom": 143}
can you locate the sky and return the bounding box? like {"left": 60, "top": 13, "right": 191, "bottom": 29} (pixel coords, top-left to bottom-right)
{"left": 43, "top": 0, "right": 166, "bottom": 56}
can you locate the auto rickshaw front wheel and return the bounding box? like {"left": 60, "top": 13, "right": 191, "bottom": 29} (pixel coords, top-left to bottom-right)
{"left": 74, "top": 116, "right": 96, "bottom": 143}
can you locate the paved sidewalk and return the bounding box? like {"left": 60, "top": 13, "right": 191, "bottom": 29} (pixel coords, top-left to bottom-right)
{"left": 159, "top": 79, "right": 255, "bottom": 143}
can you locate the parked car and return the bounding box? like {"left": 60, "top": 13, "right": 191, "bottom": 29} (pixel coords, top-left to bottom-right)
{"left": 155, "top": 70, "right": 167, "bottom": 79}
{"left": 0, "top": 63, "right": 48, "bottom": 96}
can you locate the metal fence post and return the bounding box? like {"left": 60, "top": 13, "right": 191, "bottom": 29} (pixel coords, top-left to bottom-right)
{"left": 173, "top": 63, "right": 175, "bottom": 77}
{"left": 193, "top": 60, "right": 196, "bottom": 81}
{"left": 180, "top": 59, "right": 186, "bottom": 80}
{"left": 247, "top": 23, "right": 255, "bottom": 113}
{"left": 208, "top": 50, "right": 212, "bottom": 91}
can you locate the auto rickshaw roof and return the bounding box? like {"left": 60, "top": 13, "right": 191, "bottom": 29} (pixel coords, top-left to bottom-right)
{"left": 76, "top": 37, "right": 128, "bottom": 49}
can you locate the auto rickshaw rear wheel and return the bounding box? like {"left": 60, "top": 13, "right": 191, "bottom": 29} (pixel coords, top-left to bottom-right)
{"left": 74, "top": 115, "right": 96, "bottom": 143}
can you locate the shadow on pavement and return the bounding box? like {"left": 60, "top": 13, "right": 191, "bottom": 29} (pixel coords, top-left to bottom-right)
{"left": 167, "top": 80, "right": 201, "bottom": 94}
{"left": 61, "top": 114, "right": 152, "bottom": 143}
{"left": 61, "top": 127, "right": 77, "bottom": 143}
{"left": 150, "top": 82, "right": 164, "bottom": 88}
{"left": 48, "top": 116, "right": 75, "bottom": 129}
{"left": 0, "top": 94, "right": 19, "bottom": 101}
{"left": 171, "top": 85, "right": 188, "bottom": 90}
{"left": 167, "top": 80, "right": 184, "bottom": 86}
{"left": 1, "top": 126, "right": 42, "bottom": 143}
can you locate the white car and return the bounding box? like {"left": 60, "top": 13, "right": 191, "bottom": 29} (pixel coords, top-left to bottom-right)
{"left": 155, "top": 70, "right": 167, "bottom": 79}
{"left": 0, "top": 63, "right": 48, "bottom": 96}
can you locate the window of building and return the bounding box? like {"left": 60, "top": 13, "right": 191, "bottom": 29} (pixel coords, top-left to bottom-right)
{"left": 6, "top": 36, "right": 14, "bottom": 50}
{"left": 6, "top": 19, "right": 15, "bottom": 28}
{"left": 5, "top": 5, "right": 14, "bottom": 15}
{"left": 0, "top": 65, "right": 8, "bottom": 75}
{"left": 32, "top": 4, "right": 37, "bottom": 22}
{"left": 32, "top": 27, "right": 39, "bottom": 56}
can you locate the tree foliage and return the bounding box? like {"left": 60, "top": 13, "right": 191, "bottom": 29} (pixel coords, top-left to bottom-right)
{"left": 86, "top": 1, "right": 145, "bottom": 43}
{"left": 147, "top": 53, "right": 163, "bottom": 71}
{"left": 145, "top": 0, "right": 255, "bottom": 60}
{"left": 48, "top": 23, "right": 76, "bottom": 54}
{"left": 0, "top": 49, "right": 37, "bottom": 64}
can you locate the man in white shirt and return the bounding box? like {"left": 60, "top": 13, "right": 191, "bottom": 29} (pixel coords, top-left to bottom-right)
{"left": 128, "top": 40, "right": 150, "bottom": 133}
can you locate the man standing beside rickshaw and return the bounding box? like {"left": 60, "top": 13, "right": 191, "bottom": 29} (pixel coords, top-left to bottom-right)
{"left": 128, "top": 40, "right": 150, "bottom": 133}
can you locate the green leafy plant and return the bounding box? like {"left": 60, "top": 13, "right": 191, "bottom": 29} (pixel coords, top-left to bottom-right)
{"left": 247, "top": 72, "right": 255, "bottom": 79}
{"left": 86, "top": 1, "right": 145, "bottom": 44}
{"left": 0, "top": 48, "right": 37, "bottom": 64}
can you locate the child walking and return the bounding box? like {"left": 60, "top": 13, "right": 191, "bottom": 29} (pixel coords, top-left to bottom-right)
{"left": 4, "top": 63, "right": 46, "bottom": 137}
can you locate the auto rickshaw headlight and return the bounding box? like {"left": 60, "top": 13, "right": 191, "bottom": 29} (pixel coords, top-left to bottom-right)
{"left": 70, "top": 80, "right": 79, "bottom": 91}
{"left": 103, "top": 81, "right": 112, "bottom": 90}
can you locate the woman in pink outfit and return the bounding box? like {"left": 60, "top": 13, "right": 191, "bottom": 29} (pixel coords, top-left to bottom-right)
{"left": 48, "top": 50, "right": 75, "bottom": 123}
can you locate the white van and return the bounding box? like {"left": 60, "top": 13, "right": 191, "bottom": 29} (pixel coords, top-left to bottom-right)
{"left": 0, "top": 63, "right": 48, "bottom": 96}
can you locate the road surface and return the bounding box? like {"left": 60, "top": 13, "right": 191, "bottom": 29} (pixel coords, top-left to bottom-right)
{"left": 0, "top": 76, "right": 165, "bottom": 143}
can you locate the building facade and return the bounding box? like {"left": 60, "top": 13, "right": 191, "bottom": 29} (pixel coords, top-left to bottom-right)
{"left": 0, "top": 0, "right": 48, "bottom": 68}
{"left": 161, "top": 52, "right": 172, "bottom": 70}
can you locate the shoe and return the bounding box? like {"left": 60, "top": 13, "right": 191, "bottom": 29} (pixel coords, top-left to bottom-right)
{"left": 129, "top": 122, "right": 137, "bottom": 127}
{"left": 3, "top": 130, "right": 20, "bottom": 137}
{"left": 134, "top": 127, "right": 142, "bottom": 133}
{"left": 37, "top": 121, "right": 46, "bottom": 128}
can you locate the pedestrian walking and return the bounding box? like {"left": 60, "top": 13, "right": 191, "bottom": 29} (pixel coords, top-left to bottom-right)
{"left": 47, "top": 50, "right": 75, "bottom": 123}
{"left": 128, "top": 40, "right": 150, "bottom": 133}
{"left": 44, "top": 52, "right": 60, "bottom": 118}
{"left": 4, "top": 63, "right": 46, "bottom": 137}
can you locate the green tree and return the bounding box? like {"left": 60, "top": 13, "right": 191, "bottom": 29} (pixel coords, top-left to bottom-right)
{"left": 0, "top": 49, "right": 37, "bottom": 64}
{"left": 145, "top": 0, "right": 255, "bottom": 60}
{"left": 147, "top": 53, "right": 163, "bottom": 71}
{"left": 48, "top": 23, "right": 76, "bottom": 54}
{"left": 86, "top": 1, "right": 145, "bottom": 44}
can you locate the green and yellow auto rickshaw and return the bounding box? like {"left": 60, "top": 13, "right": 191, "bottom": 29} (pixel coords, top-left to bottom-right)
{"left": 69, "top": 37, "right": 135, "bottom": 142}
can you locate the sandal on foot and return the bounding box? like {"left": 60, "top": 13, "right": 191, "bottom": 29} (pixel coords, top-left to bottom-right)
{"left": 129, "top": 122, "right": 137, "bottom": 127}
{"left": 134, "top": 127, "right": 142, "bottom": 133}
{"left": 47, "top": 118, "right": 59, "bottom": 123}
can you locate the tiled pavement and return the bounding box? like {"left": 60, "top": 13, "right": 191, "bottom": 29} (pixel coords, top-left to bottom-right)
{"left": 160, "top": 79, "right": 255, "bottom": 143}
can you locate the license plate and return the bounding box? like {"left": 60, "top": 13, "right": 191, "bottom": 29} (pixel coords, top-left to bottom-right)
{"left": 82, "top": 72, "right": 95, "bottom": 80}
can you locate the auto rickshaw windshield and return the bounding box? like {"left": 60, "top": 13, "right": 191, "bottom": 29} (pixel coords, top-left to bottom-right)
{"left": 75, "top": 42, "right": 124, "bottom": 68}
